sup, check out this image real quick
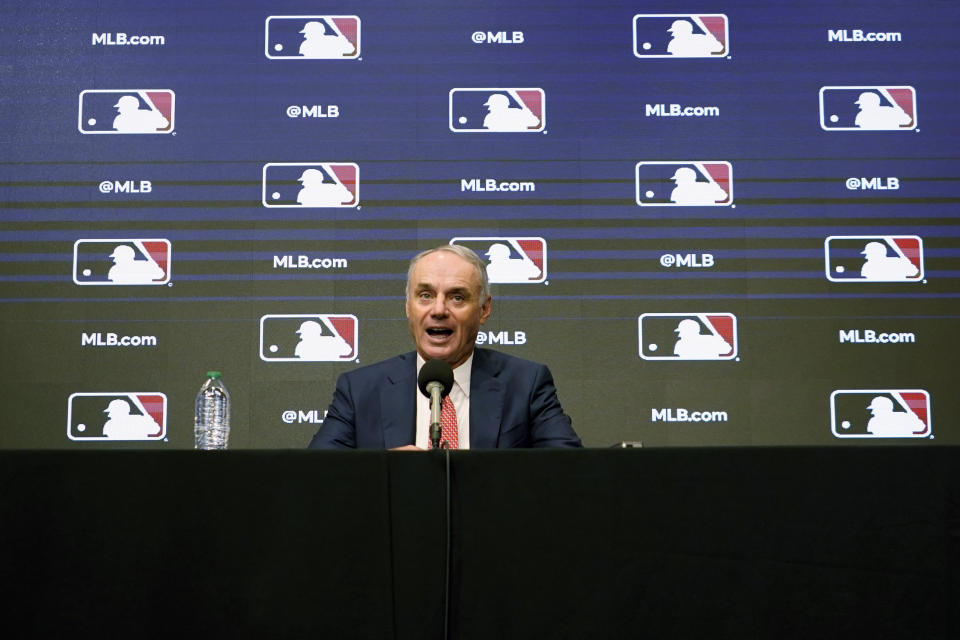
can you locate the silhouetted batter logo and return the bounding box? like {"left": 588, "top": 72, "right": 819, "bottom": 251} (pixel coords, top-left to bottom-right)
{"left": 639, "top": 313, "right": 737, "bottom": 360}
{"left": 824, "top": 236, "right": 923, "bottom": 282}
{"left": 73, "top": 239, "right": 171, "bottom": 285}
{"left": 265, "top": 16, "right": 360, "bottom": 59}
{"left": 262, "top": 163, "right": 359, "bottom": 208}
{"left": 449, "top": 237, "right": 547, "bottom": 284}
{"left": 636, "top": 161, "right": 732, "bottom": 206}
{"left": 78, "top": 90, "right": 175, "bottom": 134}
{"left": 67, "top": 393, "right": 167, "bottom": 441}
{"left": 819, "top": 86, "right": 916, "bottom": 131}
{"left": 633, "top": 14, "right": 728, "bottom": 58}
{"left": 831, "top": 390, "right": 931, "bottom": 438}
{"left": 260, "top": 314, "right": 358, "bottom": 362}
{"left": 449, "top": 89, "right": 545, "bottom": 132}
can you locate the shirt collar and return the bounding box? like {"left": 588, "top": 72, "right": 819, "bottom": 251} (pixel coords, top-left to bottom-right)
{"left": 416, "top": 351, "right": 473, "bottom": 398}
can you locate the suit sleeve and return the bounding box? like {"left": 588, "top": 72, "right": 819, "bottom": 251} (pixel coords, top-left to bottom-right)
{"left": 527, "top": 364, "right": 582, "bottom": 448}
{"left": 307, "top": 372, "right": 358, "bottom": 449}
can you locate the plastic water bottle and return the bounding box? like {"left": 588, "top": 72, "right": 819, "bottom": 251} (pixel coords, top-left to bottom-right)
{"left": 194, "top": 371, "right": 230, "bottom": 450}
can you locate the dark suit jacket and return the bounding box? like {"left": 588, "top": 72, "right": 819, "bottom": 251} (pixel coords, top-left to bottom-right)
{"left": 308, "top": 348, "right": 581, "bottom": 449}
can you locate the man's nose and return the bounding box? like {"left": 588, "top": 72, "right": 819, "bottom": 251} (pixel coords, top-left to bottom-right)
{"left": 430, "top": 296, "right": 449, "bottom": 316}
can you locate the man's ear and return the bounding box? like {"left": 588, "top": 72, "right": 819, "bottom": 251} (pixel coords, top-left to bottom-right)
{"left": 479, "top": 296, "right": 492, "bottom": 324}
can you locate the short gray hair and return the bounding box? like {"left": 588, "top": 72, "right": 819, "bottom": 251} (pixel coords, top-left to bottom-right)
{"left": 406, "top": 244, "right": 490, "bottom": 302}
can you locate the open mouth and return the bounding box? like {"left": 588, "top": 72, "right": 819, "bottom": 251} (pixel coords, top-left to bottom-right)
{"left": 426, "top": 327, "right": 453, "bottom": 338}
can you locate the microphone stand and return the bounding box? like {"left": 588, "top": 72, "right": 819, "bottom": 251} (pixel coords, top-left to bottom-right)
{"left": 421, "top": 368, "right": 453, "bottom": 639}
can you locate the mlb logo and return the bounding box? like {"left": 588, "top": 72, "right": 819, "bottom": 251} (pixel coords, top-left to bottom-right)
{"left": 262, "top": 163, "right": 359, "bottom": 208}
{"left": 633, "top": 14, "right": 729, "bottom": 58}
{"left": 449, "top": 89, "right": 545, "bottom": 133}
{"left": 449, "top": 237, "right": 547, "bottom": 284}
{"left": 260, "top": 314, "right": 358, "bottom": 362}
{"left": 831, "top": 389, "right": 931, "bottom": 438}
{"left": 265, "top": 15, "right": 361, "bottom": 59}
{"left": 639, "top": 313, "right": 737, "bottom": 361}
{"left": 824, "top": 235, "right": 923, "bottom": 282}
{"left": 636, "top": 161, "right": 733, "bottom": 206}
{"left": 73, "top": 239, "right": 171, "bottom": 285}
{"left": 819, "top": 86, "right": 917, "bottom": 131}
{"left": 78, "top": 90, "right": 174, "bottom": 134}
{"left": 67, "top": 393, "right": 167, "bottom": 441}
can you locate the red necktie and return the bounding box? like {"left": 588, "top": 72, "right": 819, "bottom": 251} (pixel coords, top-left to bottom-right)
{"left": 433, "top": 395, "right": 458, "bottom": 450}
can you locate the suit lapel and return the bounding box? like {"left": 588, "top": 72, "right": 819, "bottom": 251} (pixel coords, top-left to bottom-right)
{"left": 469, "top": 349, "right": 504, "bottom": 449}
{"left": 380, "top": 353, "right": 417, "bottom": 448}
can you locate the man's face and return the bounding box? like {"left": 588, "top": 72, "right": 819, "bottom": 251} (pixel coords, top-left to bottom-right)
{"left": 406, "top": 251, "right": 491, "bottom": 368}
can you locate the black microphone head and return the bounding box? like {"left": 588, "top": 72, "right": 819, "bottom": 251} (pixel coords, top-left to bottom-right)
{"left": 417, "top": 358, "right": 454, "bottom": 398}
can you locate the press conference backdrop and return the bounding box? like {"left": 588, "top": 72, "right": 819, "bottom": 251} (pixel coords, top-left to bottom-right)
{"left": 1, "top": 0, "right": 958, "bottom": 449}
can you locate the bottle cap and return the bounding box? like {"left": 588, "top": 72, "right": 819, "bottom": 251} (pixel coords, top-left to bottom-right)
{"left": 206, "top": 371, "right": 222, "bottom": 379}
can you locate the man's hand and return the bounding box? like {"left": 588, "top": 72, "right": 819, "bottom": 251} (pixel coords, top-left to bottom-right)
{"left": 389, "top": 445, "right": 425, "bottom": 451}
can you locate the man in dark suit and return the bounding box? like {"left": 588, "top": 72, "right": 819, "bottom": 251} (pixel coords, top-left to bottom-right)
{"left": 308, "top": 245, "right": 581, "bottom": 449}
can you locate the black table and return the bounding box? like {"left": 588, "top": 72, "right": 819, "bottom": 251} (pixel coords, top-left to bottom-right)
{"left": 1, "top": 447, "right": 957, "bottom": 639}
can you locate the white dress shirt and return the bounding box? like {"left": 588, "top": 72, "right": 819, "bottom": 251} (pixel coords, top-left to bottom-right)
{"left": 415, "top": 353, "right": 472, "bottom": 449}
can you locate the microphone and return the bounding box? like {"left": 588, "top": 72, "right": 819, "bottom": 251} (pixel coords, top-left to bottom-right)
{"left": 417, "top": 359, "right": 454, "bottom": 449}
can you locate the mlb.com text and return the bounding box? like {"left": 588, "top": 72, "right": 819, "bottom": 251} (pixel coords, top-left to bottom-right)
{"left": 651, "top": 408, "right": 728, "bottom": 423}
